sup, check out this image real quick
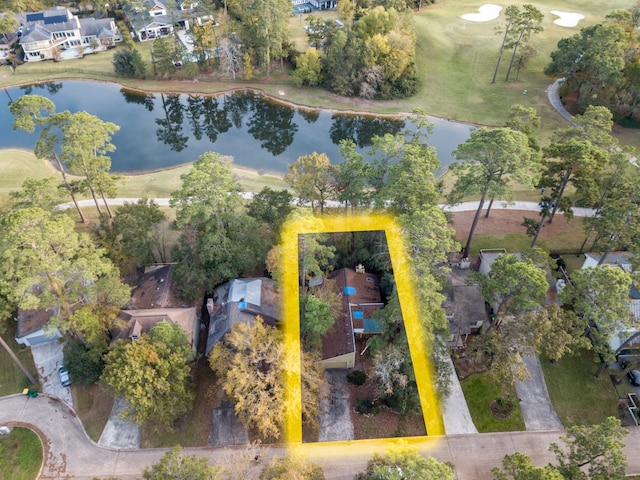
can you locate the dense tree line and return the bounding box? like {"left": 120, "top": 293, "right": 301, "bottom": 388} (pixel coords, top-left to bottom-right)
{"left": 546, "top": 3, "right": 640, "bottom": 122}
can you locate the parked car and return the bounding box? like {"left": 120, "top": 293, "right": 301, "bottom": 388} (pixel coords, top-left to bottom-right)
{"left": 627, "top": 369, "right": 640, "bottom": 386}
{"left": 58, "top": 366, "right": 71, "bottom": 387}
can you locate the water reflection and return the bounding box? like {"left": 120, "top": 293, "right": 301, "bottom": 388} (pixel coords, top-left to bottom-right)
{"left": 121, "top": 88, "right": 155, "bottom": 111}
{"left": 0, "top": 81, "right": 473, "bottom": 174}
{"left": 156, "top": 94, "right": 188, "bottom": 152}
{"left": 329, "top": 114, "right": 404, "bottom": 148}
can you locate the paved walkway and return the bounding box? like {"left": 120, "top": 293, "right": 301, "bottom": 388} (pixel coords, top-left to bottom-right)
{"left": 4, "top": 393, "right": 640, "bottom": 479}
{"left": 60, "top": 198, "right": 597, "bottom": 218}
{"left": 441, "top": 354, "right": 478, "bottom": 435}
{"left": 546, "top": 78, "right": 580, "bottom": 127}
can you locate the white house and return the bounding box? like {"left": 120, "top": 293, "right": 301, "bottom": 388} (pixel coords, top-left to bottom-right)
{"left": 18, "top": 6, "right": 122, "bottom": 62}
{"left": 126, "top": 0, "right": 206, "bottom": 41}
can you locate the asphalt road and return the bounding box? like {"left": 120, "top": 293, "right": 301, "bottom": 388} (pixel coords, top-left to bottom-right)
{"left": 3, "top": 393, "right": 640, "bottom": 479}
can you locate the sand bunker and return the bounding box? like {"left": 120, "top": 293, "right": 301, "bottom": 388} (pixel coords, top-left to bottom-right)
{"left": 461, "top": 4, "right": 503, "bottom": 22}
{"left": 551, "top": 11, "right": 585, "bottom": 27}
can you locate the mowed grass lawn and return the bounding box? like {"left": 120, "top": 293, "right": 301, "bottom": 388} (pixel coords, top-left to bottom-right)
{"left": 540, "top": 349, "right": 619, "bottom": 427}
{"left": 0, "top": 321, "right": 39, "bottom": 397}
{"left": 460, "top": 372, "right": 525, "bottom": 432}
{"left": 0, "top": 427, "right": 43, "bottom": 480}
{"left": 0, "top": 149, "right": 288, "bottom": 204}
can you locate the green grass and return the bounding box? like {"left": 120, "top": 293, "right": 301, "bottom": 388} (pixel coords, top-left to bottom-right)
{"left": 0, "top": 149, "right": 62, "bottom": 197}
{"left": 0, "top": 148, "right": 288, "bottom": 202}
{"left": 0, "top": 321, "right": 39, "bottom": 397}
{"left": 459, "top": 372, "right": 525, "bottom": 432}
{"left": 540, "top": 349, "right": 619, "bottom": 427}
{"left": 0, "top": 427, "right": 43, "bottom": 480}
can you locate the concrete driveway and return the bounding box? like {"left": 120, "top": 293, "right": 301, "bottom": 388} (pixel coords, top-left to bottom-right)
{"left": 30, "top": 341, "right": 73, "bottom": 408}
{"left": 318, "top": 370, "right": 354, "bottom": 442}
{"left": 515, "top": 356, "right": 563, "bottom": 431}
{"left": 98, "top": 397, "right": 140, "bottom": 449}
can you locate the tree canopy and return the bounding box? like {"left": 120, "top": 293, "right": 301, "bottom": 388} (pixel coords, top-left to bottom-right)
{"left": 101, "top": 334, "right": 193, "bottom": 428}
{"left": 143, "top": 446, "right": 220, "bottom": 480}
{"left": 545, "top": 12, "right": 638, "bottom": 121}
{"left": 0, "top": 207, "right": 130, "bottom": 337}
{"left": 448, "top": 127, "right": 538, "bottom": 256}
{"left": 355, "top": 444, "right": 454, "bottom": 480}
{"left": 559, "top": 265, "right": 633, "bottom": 362}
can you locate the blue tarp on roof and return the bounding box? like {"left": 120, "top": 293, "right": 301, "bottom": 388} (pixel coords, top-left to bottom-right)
{"left": 352, "top": 310, "right": 364, "bottom": 319}
{"left": 363, "top": 318, "right": 382, "bottom": 333}
{"left": 344, "top": 286, "right": 356, "bottom": 295}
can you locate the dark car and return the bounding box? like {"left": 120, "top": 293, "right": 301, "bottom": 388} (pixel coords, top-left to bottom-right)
{"left": 627, "top": 369, "right": 640, "bottom": 386}
{"left": 58, "top": 366, "right": 71, "bottom": 387}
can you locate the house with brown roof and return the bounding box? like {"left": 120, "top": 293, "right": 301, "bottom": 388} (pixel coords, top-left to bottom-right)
{"left": 112, "top": 265, "right": 200, "bottom": 352}
{"left": 317, "top": 268, "right": 384, "bottom": 369}
{"left": 205, "top": 277, "right": 279, "bottom": 354}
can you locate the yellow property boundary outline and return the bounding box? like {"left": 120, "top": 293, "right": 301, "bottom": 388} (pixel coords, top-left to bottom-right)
{"left": 280, "top": 214, "right": 444, "bottom": 452}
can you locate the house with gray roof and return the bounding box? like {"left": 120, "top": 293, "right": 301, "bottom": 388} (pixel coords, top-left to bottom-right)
{"left": 205, "top": 277, "right": 280, "bottom": 355}
{"left": 18, "top": 6, "right": 122, "bottom": 62}
{"left": 125, "top": 0, "right": 207, "bottom": 42}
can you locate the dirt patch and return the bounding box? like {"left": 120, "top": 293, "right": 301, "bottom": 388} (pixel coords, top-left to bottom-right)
{"left": 347, "top": 341, "right": 426, "bottom": 440}
{"left": 448, "top": 210, "right": 572, "bottom": 241}
{"left": 489, "top": 399, "right": 515, "bottom": 420}
{"left": 618, "top": 399, "right": 638, "bottom": 427}
{"left": 452, "top": 349, "right": 490, "bottom": 380}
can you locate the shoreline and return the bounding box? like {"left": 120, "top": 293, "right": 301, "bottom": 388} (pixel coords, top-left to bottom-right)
{"left": 0, "top": 147, "right": 286, "bottom": 184}
{"left": 3, "top": 77, "right": 482, "bottom": 128}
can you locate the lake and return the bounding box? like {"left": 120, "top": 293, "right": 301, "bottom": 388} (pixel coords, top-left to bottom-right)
{"left": 0, "top": 81, "right": 473, "bottom": 175}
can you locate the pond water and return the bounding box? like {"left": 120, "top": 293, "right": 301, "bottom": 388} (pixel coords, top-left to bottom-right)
{"left": 0, "top": 81, "right": 474, "bottom": 175}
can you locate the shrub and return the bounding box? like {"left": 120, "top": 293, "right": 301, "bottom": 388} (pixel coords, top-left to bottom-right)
{"left": 355, "top": 398, "right": 377, "bottom": 415}
{"left": 347, "top": 370, "right": 367, "bottom": 385}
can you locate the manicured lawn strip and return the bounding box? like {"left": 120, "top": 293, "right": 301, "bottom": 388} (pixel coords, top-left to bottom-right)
{"left": 140, "top": 360, "right": 215, "bottom": 448}
{"left": 540, "top": 349, "right": 619, "bottom": 427}
{"left": 0, "top": 321, "right": 39, "bottom": 397}
{"left": 0, "top": 149, "right": 288, "bottom": 203}
{"left": 71, "top": 384, "right": 115, "bottom": 442}
{"left": 0, "top": 427, "right": 43, "bottom": 480}
{"left": 459, "top": 372, "right": 525, "bottom": 432}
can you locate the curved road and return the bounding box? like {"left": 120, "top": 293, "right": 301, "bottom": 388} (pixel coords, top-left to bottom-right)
{"left": 3, "top": 393, "right": 640, "bottom": 479}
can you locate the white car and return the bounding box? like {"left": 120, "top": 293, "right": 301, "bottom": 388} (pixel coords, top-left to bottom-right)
{"left": 58, "top": 367, "right": 71, "bottom": 387}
